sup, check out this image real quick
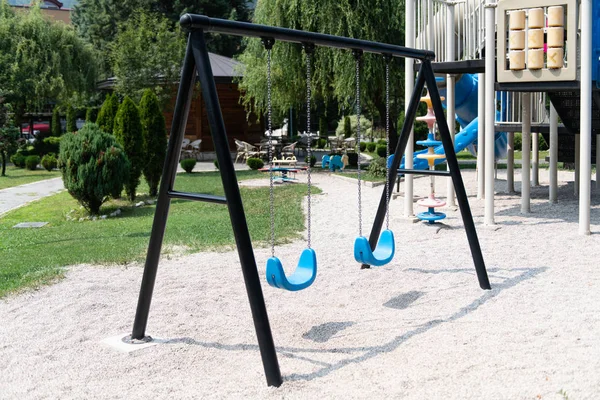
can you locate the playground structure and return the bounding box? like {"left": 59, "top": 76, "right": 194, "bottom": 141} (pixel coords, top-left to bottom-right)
{"left": 126, "top": 14, "right": 492, "bottom": 388}
{"left": 402, "top": 0, "right": 599, "bottom": 235}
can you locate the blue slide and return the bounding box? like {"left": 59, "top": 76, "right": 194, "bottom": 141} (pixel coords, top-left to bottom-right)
{"left": 393, "top": 74, "right": 507, "bottom": 170}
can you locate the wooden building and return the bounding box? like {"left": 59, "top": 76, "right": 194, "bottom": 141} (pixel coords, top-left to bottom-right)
{"left": 98, "top": 53, "right": 264, "bottom": 153}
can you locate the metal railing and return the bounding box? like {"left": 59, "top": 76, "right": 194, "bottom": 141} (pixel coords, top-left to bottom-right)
{"left": 415, "top": 0, "right": 487, "bottom": 62}
{"left": 496, "top": 92, "right": 549, "bottom": 125}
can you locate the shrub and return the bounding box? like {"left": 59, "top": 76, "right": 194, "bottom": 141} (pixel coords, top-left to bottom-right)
{"left": 343, "top": 116, "right": 352, "bottom": 138}
{"left": 319, "top": 115, "right": 328, "bottom": 136}
{"left": 538, "top": 133, "right": 549, "bottom": 151}
{"left": 347, "top": 152, "right": 358, "bottom": 167}
{"left": 40, "top": 136, "right": 62, "bottom": 155}
{"left": 317, "top": 138, "right": 327, "bottom": 149}
{"left": 25, "top": 155, "right": 40, "bottom": 170}
{"left": 59, "top": 124, "right": 130, "bottom": 214}
{"left": 513, "top": 132, "right": 522, "bottom": 151}
{"left": 366, "top": 142, "right": 377, "bottom": 152}
{"left": 85, "top": 107, "right": 98, "bottom": 124}
{"left": 10, "top": 153, "right": 26, "bottom": 168}
{"left": 180, "top": 158, "right": 196, "bottom": 173}
{"left": 41, "top": 154, "right": 58, "bottom": 171}
{"left": 335, "top": 114, "right": 372, "bottom": 138}
{"left": 214, "top": 159, "right": 219, "bottom": 169}
{"left": 376, "top": 144, "right": 387, "bottom": 158}
{"left": 96, "top": 93, "right": 119, "bottom": 134}
{"left": 51, "top": 107, "right": 62, "bottom": 136}
{"left": 114, "top": 96, "right": 144, "bottom": 201}
{"left": 247, "top": 157, "right": 264, "bottom": 170}
{"left": 367, "top": 157, "right": 387, "bottom": 178}
{"left": 139, "top": 89, "right": 167, "bottom": 197}
{"left": 359, "top": 142, "right": 367, "bottom": 151}
{"left": 305, "top": 155, "right": 316, "bottom": 167}
{"left": 66, "top": 104, "right": 77, "bottom": 133}
{"left": 377, "top": 139, "right": 387, "bottom": 146}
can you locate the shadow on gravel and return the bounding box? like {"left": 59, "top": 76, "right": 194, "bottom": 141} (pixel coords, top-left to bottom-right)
{"left": 159, "top": 266, "right": 547, "bottom": 383}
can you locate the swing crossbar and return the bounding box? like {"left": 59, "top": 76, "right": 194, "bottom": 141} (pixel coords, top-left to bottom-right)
{"left": 397, "top": 169, "right": 451, "bottom": 177}
{"left": 180, "top": 14, "right": 435, "bottom": 62}
{"left": 167, "top": 190, "right": 227, "bottom": 204}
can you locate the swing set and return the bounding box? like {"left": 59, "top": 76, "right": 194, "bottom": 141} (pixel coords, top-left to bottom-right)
{"left": 128, "top": 14, "right": 491, "bottom": 388}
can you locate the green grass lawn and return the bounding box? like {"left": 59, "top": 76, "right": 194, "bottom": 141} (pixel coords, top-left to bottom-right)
{"left": 0, "top": 170, "right": 318, "bottom": 297}
{"left": 0, "top": 166, "right": 61, "bottom": 190}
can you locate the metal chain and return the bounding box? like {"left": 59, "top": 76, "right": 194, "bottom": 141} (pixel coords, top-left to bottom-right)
{"left": 305, "top": 49, "right": 312, "bottom": 249}
{"left": 355, "top": 53, "right": 362, "bottom": 237}
{"left": 266, "top": 47, "right": 275, "bottom": 258}
{"left": 385, "top": 59, "right": 390, "bottom": 230}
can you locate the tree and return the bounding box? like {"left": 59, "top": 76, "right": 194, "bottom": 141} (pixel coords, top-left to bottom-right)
{"left": 66, "top": 105, "right": 77, "bottom": 133}
{"left": 237, "top": 0, "right": 406, "bottom": 149}
{"left": 113, "top": 96, "right": 144, "bottom": 201}
{"left": 85, "top": 107, "right": 98, "bottom": 123}
{"left": 110, "top": 11, "right": 185, "bottom": 105}
{"left": 343, "top": 116, "right": 352, "bottom": 138}
{"left": 96, "top": 93, "right": 119, "bottom": 134}
{"left": 0, "top": 101, "right": 21, "bottom": 176}
{"left": 72, "top": 0, "right": 251, "bottom": 77}
{"left": 139, "top": 89, "right": 167, "bottom": 197}
{"left": 58, "top": 123, "right": 130, "bottom": 214}
{"left": 0, "top": 1, "right": 97, "bottom": 128}
{"left": 319, "top": 115, "right": 328, "bottom": 136}
{"left": 51, "top": 107, "right": 62, "bottom": 136}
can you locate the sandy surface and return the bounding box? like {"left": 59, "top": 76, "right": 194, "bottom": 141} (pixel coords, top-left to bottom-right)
{"left": 1, "top": 168, "right": 600, "bottom": 399}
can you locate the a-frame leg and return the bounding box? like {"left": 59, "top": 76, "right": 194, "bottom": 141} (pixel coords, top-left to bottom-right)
{"left": 422, "top": 61, "right": 491, "bottom": 290}
{"left": 362, "top": 67, "right": 426, "bottom": 269}
{"left": 131, "top": 37, "right": 198, "bottom": 340}
{"left": 189, "top": 31, "right": 282, "bottom": 387}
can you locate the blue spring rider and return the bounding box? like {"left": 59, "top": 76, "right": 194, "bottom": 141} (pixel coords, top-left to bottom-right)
{"left": 265, "top": 44, "right": 317, "bottom": 291}
{"left": 321, "top": 154, "right": 344, "bottom": 171}
{"left": 352, "top": 55, "right": 395, "bottom": 267}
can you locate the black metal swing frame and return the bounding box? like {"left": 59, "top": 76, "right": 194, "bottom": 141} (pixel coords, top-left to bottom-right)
{"left": 129, "top": 14, "right": 491, "bottom": 388}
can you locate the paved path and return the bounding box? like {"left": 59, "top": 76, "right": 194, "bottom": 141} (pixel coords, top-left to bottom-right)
{"left": 0, "top": 177, "right": 65, "bottom": 216}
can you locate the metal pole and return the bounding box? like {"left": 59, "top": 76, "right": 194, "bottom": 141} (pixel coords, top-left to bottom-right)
{"left": 507, "top": 132, "right": 515, "bottom": 192}
{"left": 484, "top": 0, "right": 496, "bottom": 225}
{"left": 532, "top": 113, "right": 539, "bottom": 186}
{"left": 131, "top": 38, "right": 197, "bottom": 340}
{"left": 597, "top": 134, "right": 600, "bottom": 191}
{"left": 549, "top": 103, "right": 558, "bottom": 203}
{"left": 446, "top": 3, "right": 456, "bottom": 207}
{"left": 521, "top": 92, "right": 531, "bottom": 214}
{"left": 190, "top": 31, "right": 282, "bottom": 387}
{"left": 575, "top": 134, "right": 580, "bottom": 196}
{"left": 423, "top": 62, "right": 491, "bottom": 290}
{"left": 364, "top": 65, "right": 427, "bottom": 269}
{"left": 477, "top": 73, "right": 485, "bottom": 199}
{"left": 404, "top": 0, "right": 415, "bottom": 217}
{"left": 579, "top": 0, "right": 592, "bottom": 235}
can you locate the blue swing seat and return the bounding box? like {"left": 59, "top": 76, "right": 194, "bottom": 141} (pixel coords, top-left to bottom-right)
{"left": 266, "top": 248, "right": 317, "bottom": 291}
{"left": 353, "top": 229, "right": 395, "bottom": 267}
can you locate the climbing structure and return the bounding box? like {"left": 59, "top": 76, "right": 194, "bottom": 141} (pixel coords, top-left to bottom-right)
{"left": 415, "top": 95, "right": 447, "bottom": 224}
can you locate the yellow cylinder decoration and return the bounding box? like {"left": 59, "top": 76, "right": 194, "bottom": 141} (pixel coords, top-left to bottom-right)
{"left": 509, "top": 30, "right": 525, "bottom": 50}
{"left": 547, "top": 47, "right": 564, "bottom": 69}
{"left": 510, "top": 50, "right": 525, "bottom": 70}
{"left": 509, "top": 10, "right": 526, "bottom": 30}
{"left": 547, "top": 27, "right": 564, "bottom": 48}
{"left": 527, "top": 29, "right": 544, "bottom": 49}
{"left": 548, "top": 6, "right": 564, "bottom": 27}
{"left": 527, "top": 8, "right": 545, "bottom": 29}
{"left": 528, "top": 49, "right": 544, "bottom": 70}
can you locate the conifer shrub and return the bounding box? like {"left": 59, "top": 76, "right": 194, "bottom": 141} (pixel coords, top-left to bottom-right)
{"left": 359, "top": 142, "right": 367, "bottom": 152}
{"left": 180, "top": 158, "right": 196, "bottom": 173}
{"left": 85, "top": 107, "right": 98, "bottom": 124}
{"left": 246, "top": 157, "right": 264, "bottom": 170}
{"left": 41, "top": 154, "right": 58, "bottom": 171}
{"left": 96, "top": 93, "right": 119, "bottom": 134}
{"left": 317, "top": 138, "right": 327, "bottom": 149}
{"left": 343, "top": 116, "right": 352, "bottom": 138}
{"left": 139, "top": 90, "right": 167, "bottom": 197}
{"left": 66, "top": 105, "right": 77, "bottom": 133}
{"left": 114, "top": 96, "right": 144, "bottom": 201}
{"left": 58, "top": 123, "right": 130, "bottom": 214}
{"left": 320, "top": 116, "right": 328, "bottom": 136}
{"left": 366, "top": 142, "right": 377, "bottom": 152}
{"left": 51, "top": 107, "right": 62, "bottom": 136}
{"left": 376, "top": 144, "right": 387, "bottom": 158}
{"left": 10, "top": 153, "right": 26, "bottom": 168}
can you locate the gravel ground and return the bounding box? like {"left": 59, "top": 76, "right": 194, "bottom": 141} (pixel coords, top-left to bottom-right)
{"left": 1, "top": 168, "right": 600, "bottom": 399}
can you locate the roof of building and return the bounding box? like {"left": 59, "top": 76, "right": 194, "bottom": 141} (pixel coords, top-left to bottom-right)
{"left": 8, "top": 0, "right": 78, "bottom": 9}
{"left": 97, "top": 52, "right": 242, "bottom": 90}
